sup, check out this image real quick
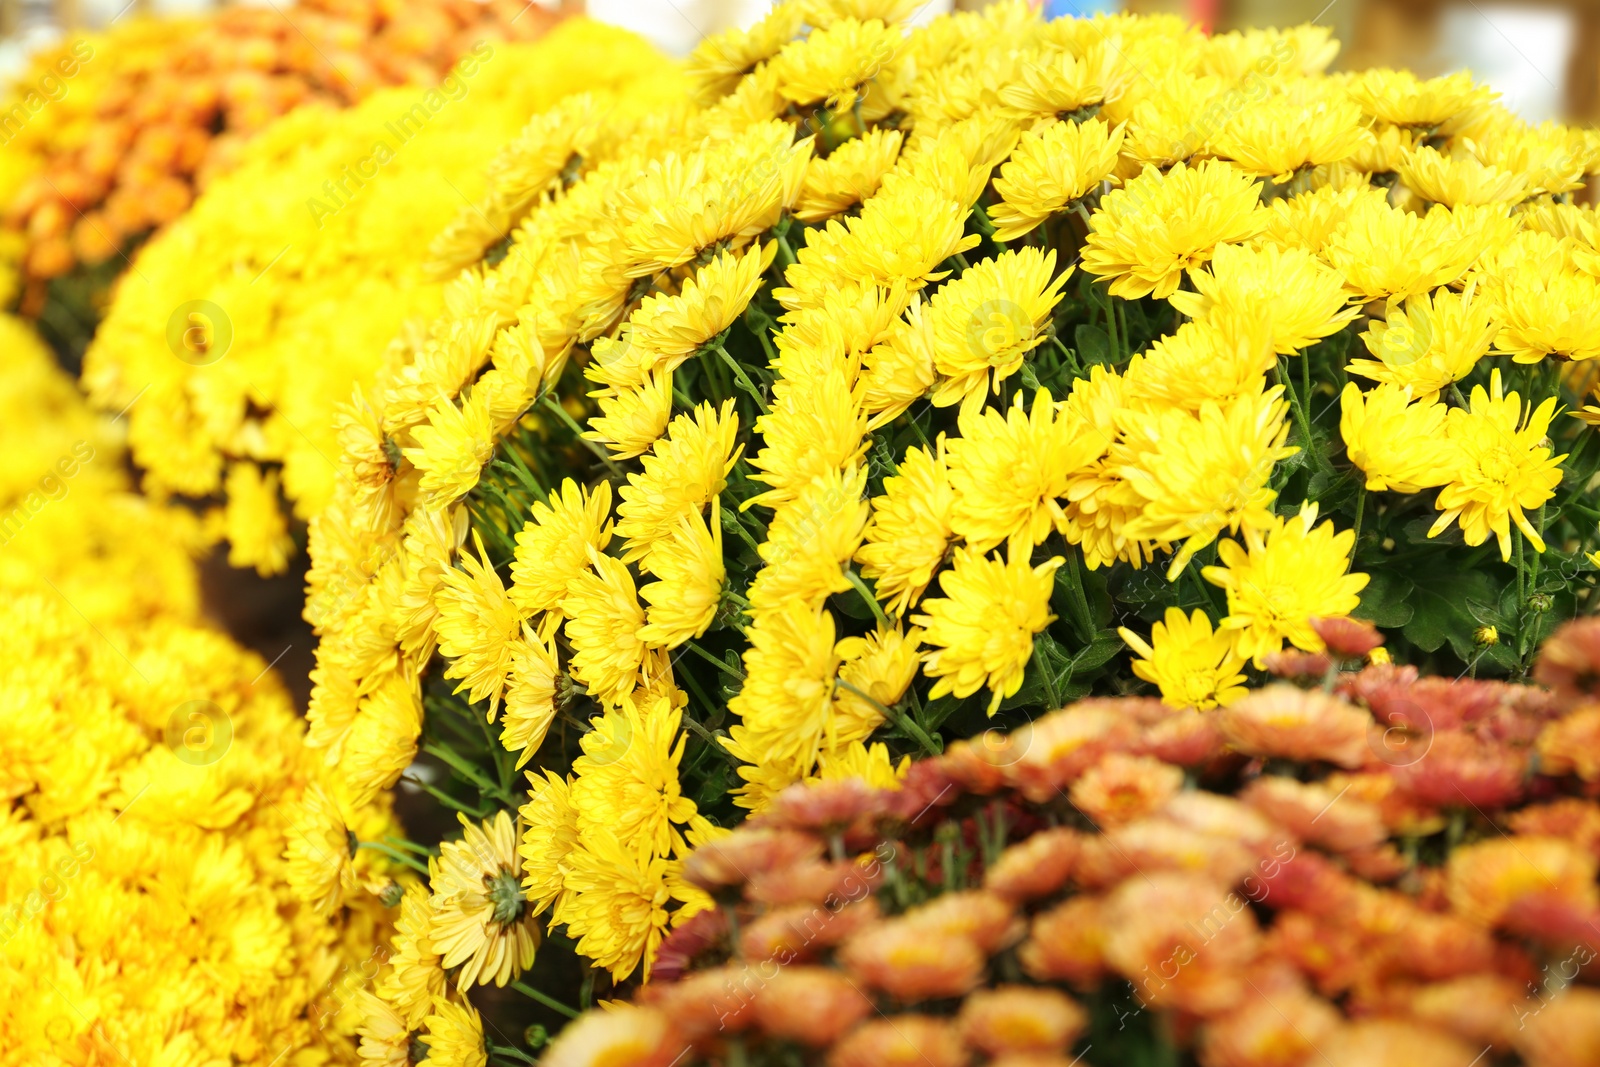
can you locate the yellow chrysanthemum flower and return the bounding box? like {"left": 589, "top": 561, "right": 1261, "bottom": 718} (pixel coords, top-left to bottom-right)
{"left": 403, "top": 390, "right": 496, "bottom": 507}
{"left": 997, "top": 42, "right": 1114, "bottom": 122}
{"left": 622, "top": 120, "right": 811, "bottom": 276}
{"left": 1488, "top": 258, "right": 1600, "bottom": 364}
{"left": 1082, "top": 159, "right": 1266, "bottom": 299}
{"left": 1344, "top": 68, "right": 1495, "bottom": 128}
{"left": 571, "top": 691, "right": 699, "bottom": 863}
{"left": 771, "top": 16, "right": 902, "bottom": 109}
{"left": 913, "top": 545, "right": 1063, "bottom": 715}
{"left": 428, "top": 811, "right": 540, "bottom": 990}
{"left": 1202, "top": 503, "right": 1369, "bottom": 666}
{"left": 1116, "top": 385, "right": 1298, "bottom": 579}
{"left": 686, "top": 4, "right": 804, "bottom": 102}
{"left": 1211, "top": 87, "right": 1366, "bottom": 182}
{"left": 1168, "top": 241, "right": 1359, "bottom": 356}
{"left": 727, "top": 604, "right": 842, "bottom": 797}
{"left": 1399, "top": 143, "right": 1529, "bottom": 207}
{"left": 222, "top": 462, "right": 295, "bottom": 577}
{"left": 420, "top": 996, "right": 488, "bottom": 1067}
{"left": 629, "top": 241, "right": 776, "bottom": 370}
{"left": 283, "top": 780, "right": 357, "bottom": 916}
{"left": 834, "top": 624, "right": 923, "bottom": 739}
{"left": 861, "top": 296, "right": 938, "bottom": 427}
{"left": 746, "top": 367, "right": 868, "bottom": 511}
{"left": 812, "top": 739, "right": 912, "bottom": 790}
{"left": 1059, "top": 364, "right": 1162, "bottom": 571}
{"left": 1118, "top": 607, "right": 1248, "bottom": 711}
{"left": 618, "top": 398, "right": 742, "bottom": 560}
{"left": 1339, "top": 382, "right": 1453, "bottom": 494}
{"left": 355, "top": 991, "right": 412, "bottom": 1067}
{"left": 501, "top": 626, "right": 561, "bottom": 765}
{"left": 795, "top": 127, "right": 904, "bottom": 221}
{"left": 1430, "top": 370, "right": 1565, "bottom": 560}
{"left": 560, "top": 550, "right": 647, "bottom": 706}
{"left": 946, "top": 388, "right": 1104, "bottom": 554}
{"left": 434, "top": 532, "right": 521, "bottom": 717}
{"left": 856, "top": 441, "right": 956, "bottom": 617}
{"left": 1126, "top": 312, "right": 1277, "bottom": 412}
{"left": 1256, "top": 182, "right": 1387, "bottom": 254}
{"left": 638, "top": 501, "right": 726, "bottom": 649}
{"left": 519, "top": 769, "right": 580, "bottom": 918}
{"left": 510, "top": 478, "right": 614, "bottom": 617}
{"left": 1323, "top": 196, "right": 1489, "bottom": 302}
{"left": 1349, "top": 285, "right": 1498, "bottom": 394}
{"left": 554, "top": 829, "right": 704, "bottom": 982}
{"left": 584, "top": 372, "right": 675, "bottom": 461}
{"left": 376, "top": 883, "right": 446, "bottom": 1028}
{"left": 748, "top": 464, "right": 868, "bottom": 612}
{"left": 988, "top": 117, "right": 1125, "bottom": 243}
{"left": 927, "top": 247, "right": 1072, "bottom": 412}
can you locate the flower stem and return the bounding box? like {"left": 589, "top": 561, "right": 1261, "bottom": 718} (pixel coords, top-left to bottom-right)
{"left": 837, "top": 677, "right": 939, "bottom": 755}
{"left": 679, "top": 711, "right": 740, "bottom": 766}
{"left": 402, "top": 773, "right": 492, "bottom": 819}
{"left": 1352, "top": 485, "right": 1366, "bottom": 551}
{"left": 685, "top": 640, "right": 745, "bottom": 680}
{"left": 510, "top": 981, "right": 580, "bottom": 1019}
{"left": 356, "top": 841, "right": 431, "bottom": 876}
{"left": 539, "top": 396, "right": 622, "bottom": 479}
{"left": 423, "top": 742, "right": 517, "bottom": 806}
{"left": 712, "top": 342, "right": 770, "bottom": 415}
{"left": 845, "top": 568, "right": 890, "bottom": 628}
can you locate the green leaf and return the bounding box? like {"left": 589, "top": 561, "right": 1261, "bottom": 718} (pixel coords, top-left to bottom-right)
{"left": 1071, "top": 629, "right": 1126, "bottom": 675}
{"left": 1075, "top": 324, "right": 1112, "bottom": 366}
{"left": 1355, "top": 570, "right": 1415, "bottom": 628}
{"left": 1402, "top": 566, "right": 1493, "bottom": 656}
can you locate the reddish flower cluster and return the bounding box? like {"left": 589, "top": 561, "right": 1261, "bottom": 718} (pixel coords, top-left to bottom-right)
{"left": 9, "top": 0, "right": 563, "bottom": 282}
{"left": 542, "top": 618, "right": 1600, "bottom": 1067}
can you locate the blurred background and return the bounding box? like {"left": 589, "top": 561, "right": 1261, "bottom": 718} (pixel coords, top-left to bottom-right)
{"left": 1, "top": 0, "right": 1594, "bottom": 126}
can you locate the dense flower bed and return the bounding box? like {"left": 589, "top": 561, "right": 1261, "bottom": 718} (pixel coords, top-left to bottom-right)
{"left": 0, "top": 319, "right": 399, "bottom": 1067}
{"left": 79, "top": 20, "right": 676, "bottom": 574}
{"left": 292, "top": 1, "right": 1600, "bottom": 1035}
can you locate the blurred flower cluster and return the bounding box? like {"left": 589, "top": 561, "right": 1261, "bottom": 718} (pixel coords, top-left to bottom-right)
{"left": 3, "top": 0, "right": 565, "bottom": 288}
{"left": 284, "top": 0, "right": 1600, "bottom": 1053}
{"left": 540, "top": 615, "right": 1600, "bottom": 1067}
{"left": 0, "top": 319, "right": 400, "bottom": 1067}
{"left": 80, "top": 20, "right": 675, "bottom": 574}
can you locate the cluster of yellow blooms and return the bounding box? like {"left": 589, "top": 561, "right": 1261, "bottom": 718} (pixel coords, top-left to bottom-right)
{"left": 81, "top": 20, "right": 675, "bottom": 575}
{"left": 295, "top": 0, "right": 1600, "bottom": 1048}
{"left": 0, "top": 318, "right": 398, "bottom": 1066}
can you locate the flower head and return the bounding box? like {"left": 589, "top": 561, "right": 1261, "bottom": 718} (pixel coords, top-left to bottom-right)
{"left": 989, "top": 117, "right": 1124, "bottom": 242}
{"left": 1082, "top": 159, "right": 1266, "bottom": 299}
{"left": 1202, "top": 503, "right": 1369, "bottom": 666}
{"left": 429, "top": 811, "right": 541, "bottom": 990}
{"left": 1119, "top": 607, "right": 1248, "bottom": 710}
{"left": 913, "top": 545, "right": 1063, "bottom": 715}
{"left": 1429, "top": 369, "right": 1564, "bottom": 560}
